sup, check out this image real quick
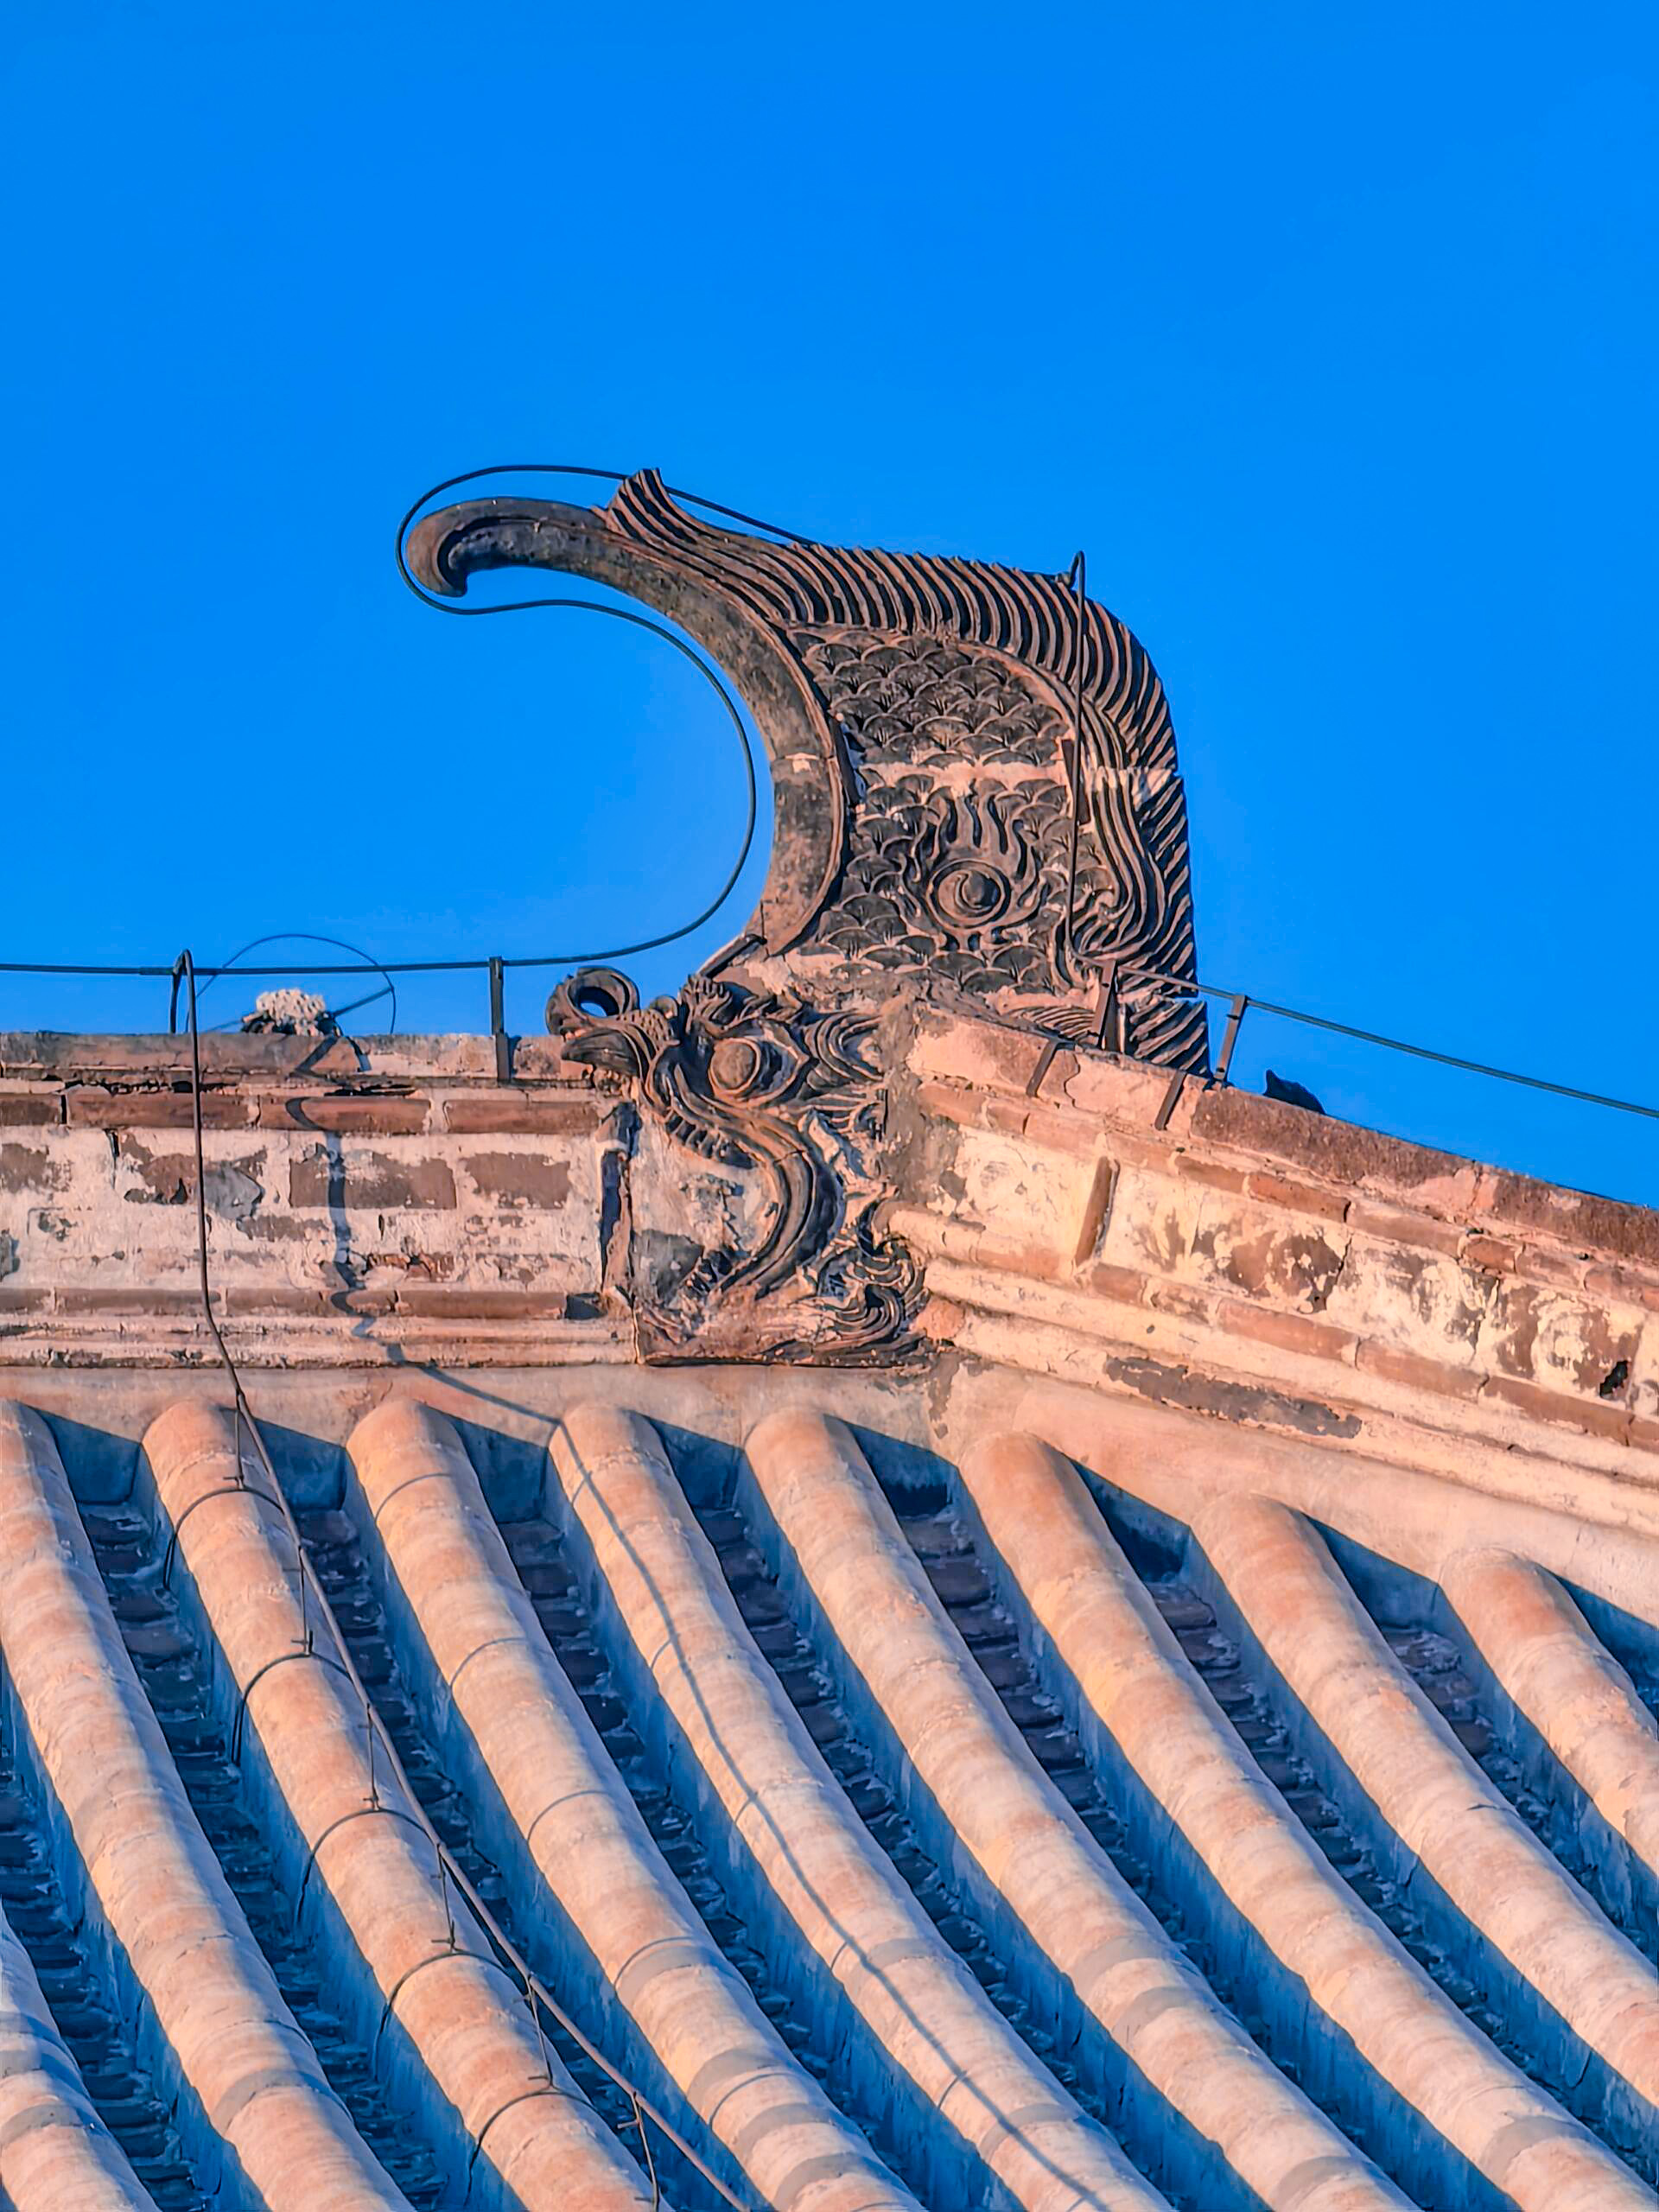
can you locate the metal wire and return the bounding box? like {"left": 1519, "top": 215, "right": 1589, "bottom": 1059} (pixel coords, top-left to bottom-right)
{"left": 391, "top": 461, "right": 807, "bottom": 562}
{"left": 191, "top": 932, "right": 399, "bottom": 1035}
{"left": 172, "top": 947, "right": 757, "bottom": 2212}
{"left": 1120, "top": 964, "right": 1659, "bottom": 1124}
{"left": 383, "top": 463, "right": 770, "bottom": 982}
{"left": 377, "top": 598, "right": 760, "bottom": 977}
{"left": 5, "top": 465, "right": 765, "bottom": 990}
{"left": 6, "top": 463, "right": 1657, "bottom": 1136}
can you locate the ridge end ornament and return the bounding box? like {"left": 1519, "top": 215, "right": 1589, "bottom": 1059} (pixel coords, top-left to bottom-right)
{"left": 410, "top": 471, "right": 1207, "bottom": 1361}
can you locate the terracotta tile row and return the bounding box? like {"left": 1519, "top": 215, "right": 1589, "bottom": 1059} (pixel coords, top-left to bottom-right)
{"left": 742, "top": 1409, "right": 1414, "bottom": 2212}
{"left": 546, "top": 1401, "right": 1165, "bottom": 2212}
{"left": 958, "top": 1433, "right": 1655, "bottom": 2212}
{"left": 0, "top": 1904, "right": 153, "bottom": 2209}
{"left": 352, "top": 1400, "right": 915, "bottom": 2212}
{"left": 143, "top": 1400, "right": 654, "bottom": 2212}
{"left": 0, "top": 1386, "right": 1654, "bottom": 2209}
{"left": 0, "top": 1402, "right": 412, "bottom": 2211}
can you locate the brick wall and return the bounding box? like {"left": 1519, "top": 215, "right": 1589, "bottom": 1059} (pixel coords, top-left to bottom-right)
{"left": 9, "top": 1012, "right": 1659, "bottom": 1510}
{"left": 889, "top": 1005, "right": 1659, "bottom": 1478}
{"left": 0, "top": 1033, "right": 626, "bottom": 1361}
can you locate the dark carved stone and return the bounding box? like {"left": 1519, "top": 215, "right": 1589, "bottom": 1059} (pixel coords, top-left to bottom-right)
{"left": 552, "top": 969, "right": 917, "bottom": 1363}
{"left": 411, "top": 472, "right": 1207, "bottom": 1359}
{"left": 409, "top": 470, "right": 1205, "bottom": 1065}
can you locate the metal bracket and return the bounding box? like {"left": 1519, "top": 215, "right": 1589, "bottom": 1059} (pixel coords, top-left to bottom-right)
{"left": 488, "top": 957, "right": 512, "bottom": 1083}
{"left": 1214, "top": 994, "right": 1250, "bottom": 1088}
{"left": 1153, "top": 1071, "right": 1185, "bottom": 1131}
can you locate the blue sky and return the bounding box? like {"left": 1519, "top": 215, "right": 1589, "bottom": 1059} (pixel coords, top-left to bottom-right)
{"left": 3, "top": 8, "right": 1656, "bottom": 1200}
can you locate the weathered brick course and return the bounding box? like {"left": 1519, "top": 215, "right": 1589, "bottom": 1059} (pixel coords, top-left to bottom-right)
{"left": 1243, "top": 1171, "right": 1349, "bottom": 1223}
{"left": 1192, "top": 1087, "right": 1481, "bottom": 1211}
{"left": 1480, "top": 1372, "right": 1634, "bottom": 1443}
{"left": 253, "top": 1095, "right": 430, "bottom": 1135}
{"left": 67, "top": 1088, "right": 252, "bottom": 1129}
{"left": 392, "top": 1285, "right": 572, "bottom": 1319}
{"left": 442, "top": 1094, "right": 607, "bottom": 1135}
{"left": 1173, "top": 1157, "right": 1249, "bottom": 1194}
{"left": 1461, "top": 1233, "right": 1520, "bottom": 1274}
{"left": 1352, "top": 1340, "right": 1485, "bottom": 1401}
{"left": 0, "top": 1095, "right": 60, "bottom": 1127}
{"left": 1217, "top": 1298, "right": 1357, "bottom": 1363}
{"left": 1477, "top": 1168, "right": 1659, "bottom": 1268}
{"left": 1344, "top": 1201, "right": 1465, "bottom": 1257}
{"left": 289, "top": 1150, "right": 457, "bottom": 1211}
{"left": 461, "top": 1154, "right": 574, "bottom": 1210}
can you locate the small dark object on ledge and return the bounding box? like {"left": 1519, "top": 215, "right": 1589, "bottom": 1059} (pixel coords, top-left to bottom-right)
{"left": 1265, "top": 1069, "right": 1325, "bottom": 1116}
{"left": 1599, "top": 1358, "right": 1630, "bottom": 1401}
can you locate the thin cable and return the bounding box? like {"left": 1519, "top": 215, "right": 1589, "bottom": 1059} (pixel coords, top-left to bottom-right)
{"left": 194, "top": 932, "right": 400, "bottom": 1033}
{"left": 384, "top": 594, "right": 758, "bottom": 977}
{"left": 1119, "top": 963, "right": 1659, "bottom": 1123}
{"left": 14, "top": 944, "right": 1659, "bottom": 1128}
{"left": 391, "top": 466, "right": 761, "bottom": 975}
{"left": 9, "top": 467, "right": 1659, "bottom": 1133}
{"left": 3, "top": 476, "right": 764, "bottom": 992}
{"left": 390, "top": 463, "right": 807, "bottom": 577}
{"left": 173, "top": 946, "right": 756, "bottom": 2212}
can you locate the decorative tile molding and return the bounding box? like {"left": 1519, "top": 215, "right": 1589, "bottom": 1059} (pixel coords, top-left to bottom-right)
{"left": 410, "top": 470, "right": 1205, "bottom": 1358}
{"left": 409, "top": 470, "right": 1205, "bottom": 1064}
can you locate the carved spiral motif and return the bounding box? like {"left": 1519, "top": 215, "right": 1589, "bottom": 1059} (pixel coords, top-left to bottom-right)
{"left": 912, "top": 791, "right": 1048, "bottom": 947}
{"left": 707, "top": 1034, "right": 791, "bottom": 1105}
{"left": 817, "top": 776, "right": 1069, "bottom": 996}
{"left": 931, "top": 861, "right": 1011, "bottom": 927}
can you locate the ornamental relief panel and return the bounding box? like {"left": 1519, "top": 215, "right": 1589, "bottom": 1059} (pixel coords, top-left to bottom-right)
{"left": 550, "top": 969, "right": 918, "bottom": 1366}
{"left": 412, "top": 469, "right": 1208, "bottom": 1362}
{"left": 795, "top": 628, "right": 1133, "bottom": 1009}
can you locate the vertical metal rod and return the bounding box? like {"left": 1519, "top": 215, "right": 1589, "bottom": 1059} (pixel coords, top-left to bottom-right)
{"left": 524, "top": 1970, "right": 555, "bottom": 2083}
{"left": 1214, "top": 995, "right": 1250, "bottom": 1087}
{"left": 435, "top": 1840, "right": 458, "bottom": 1950}
{"left": 1094, "top": 955, "right": 1122, "bottom": 1053}
{"left": 632, "top": 2093, "right": 662, "bottom": 2210}
{"left": 488, "top": 956, "right": 511, "bottom": 1083}
{"left": 1058, "top": 551, "right": 1087, "bottom": 975}
{"left": 1023, "top": 1035, "right": 1064, "bottom": 1099}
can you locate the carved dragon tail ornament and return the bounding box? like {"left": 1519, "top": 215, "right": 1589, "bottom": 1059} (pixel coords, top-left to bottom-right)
{"left": 413, "top": 474, "right": 1205, "bottom": 1363}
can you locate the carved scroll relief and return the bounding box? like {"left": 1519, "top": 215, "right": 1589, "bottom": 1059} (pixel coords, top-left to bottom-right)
{"left": 410, "top": 472, "right": 1207, "bottom": 1361}
{"left": 550, "top": 969, "right": 917, "bottom": 1363}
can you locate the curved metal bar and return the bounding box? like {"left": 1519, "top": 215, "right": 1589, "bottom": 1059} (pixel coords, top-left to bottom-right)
{"left": 231, "top": 1643, "right": 354, "bottom": 1764}
{"left": 374, "top": 1942, "right": 512, "bottom": 2053}
{"left": 294, "top": 1799, "right": 432, "bottom": 1921}
{"left": 160, "top": 1479, "right": 283, "bottom": 1588}
{"left": 193, "top": 931, "right": 400, "bottom": 1035}
{"left": 381, "top": 594, "right": 759, "bottom": 976}
{"left": 391, "top": 462, "right": 805, "bottom": 569}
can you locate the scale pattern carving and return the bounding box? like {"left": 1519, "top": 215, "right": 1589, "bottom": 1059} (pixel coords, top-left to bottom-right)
{"left": 605, "top": 473, "right": 1205, "bottom": 1069}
